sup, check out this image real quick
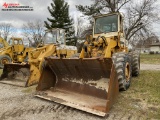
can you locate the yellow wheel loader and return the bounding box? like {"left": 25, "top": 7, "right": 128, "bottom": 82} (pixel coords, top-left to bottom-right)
{"left": 35, "top": 12, "right": 140, "bottom": 116}
{"left": 0, "top": 28, "right": 77, "bottom": 87}
{"left": 0, "top": 37, "right": 33, "bottom": 68}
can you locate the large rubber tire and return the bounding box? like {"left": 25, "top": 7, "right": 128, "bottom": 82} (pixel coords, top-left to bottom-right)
{"left": 0, "top": 55, "right": 12, "bottom": 69}
{"left": 112, "top": 52, "right": 132, "bottom": 91}
{"left": 131, "top": 52, "right": 140, "bottom": 76}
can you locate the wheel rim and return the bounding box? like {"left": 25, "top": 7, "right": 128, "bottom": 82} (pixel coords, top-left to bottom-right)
{"left": 1, "top": 58, "right": 9, "bottom": 64}
{"left": 125, "top": 62, "right": 131, "bottom": 82}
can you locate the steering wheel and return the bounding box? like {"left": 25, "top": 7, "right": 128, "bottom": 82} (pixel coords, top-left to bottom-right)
{"left": 96, "top": 36, "right": 107, "bottom": 46}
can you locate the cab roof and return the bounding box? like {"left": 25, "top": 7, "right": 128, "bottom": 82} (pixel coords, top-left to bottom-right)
{"left": 11, "top": 37, "right": 22, "bottom": 40}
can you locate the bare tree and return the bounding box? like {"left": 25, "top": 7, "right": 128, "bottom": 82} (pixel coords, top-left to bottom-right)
{"left": 125, "top": 0, "right": 160, "bottom": 43}
{"left": 22, "top": 20, "right": 44, "bottom": 47}
{"left": 0, "top": 23, "right": 13, "bottom": 40}
{"left": 76, "top": 17, "right": 84, "bottom": 38}
{"left": 96, "top": 0, "right": 131, "bottom": 12}
{"left": 75, "top": 16, "right": 92, "bottom": 38}
{"left": 76, "top": 0, "right": 131, "bottom": 16}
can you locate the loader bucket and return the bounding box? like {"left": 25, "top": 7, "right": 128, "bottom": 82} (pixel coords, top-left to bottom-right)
{"left": 35, "top": 57, "right": 119, "bottom": 116}
{"left": 0, "top": 63, "right": 31, "bottom": 87}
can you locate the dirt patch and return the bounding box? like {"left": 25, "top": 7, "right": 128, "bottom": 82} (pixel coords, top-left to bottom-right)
{"left": 0, "top": 84, "right": 158, "bottom": 119}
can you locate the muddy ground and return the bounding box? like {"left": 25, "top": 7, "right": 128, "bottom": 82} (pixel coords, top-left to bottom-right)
{"left": 0, "top": 64, "right": 159, "bottom": 120}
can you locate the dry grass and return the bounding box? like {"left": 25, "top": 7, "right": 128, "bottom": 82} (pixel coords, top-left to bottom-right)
{"left": 133, "top": 70, "right": 160, "bottom": 119}
{"left": 140, "top": 54, "right": 160, "bottom": 64}
{"left": 114, "top": 70, "right": 160, "bottom": 119}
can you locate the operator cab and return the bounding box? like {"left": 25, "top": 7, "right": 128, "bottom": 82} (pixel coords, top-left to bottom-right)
{"left": 8, "top": 37, "right": 23, "bottom": 45}
{"left": 44, "top": 28, "right": 66, "bottom": 45}
{"left": 95, "top": 15, "right": 118, "bottom": 34}
{"left": 93, "top": 12, "right": 124, "bottom": 38}
{"left": 8, "top": 37, "right": 24, "bottom": 53}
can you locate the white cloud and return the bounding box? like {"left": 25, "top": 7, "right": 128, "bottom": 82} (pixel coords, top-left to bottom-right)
{"left": 1, "top": 0, "right": 159, "bottom": 38}
{"left": 0, "top": 0, "right": 51, "bottom": 27}
{"left": 0, "top": 0, "right": 91, "bottom": 27}
{"left": 0, "top": 0, "right": 92, "bottom": 37}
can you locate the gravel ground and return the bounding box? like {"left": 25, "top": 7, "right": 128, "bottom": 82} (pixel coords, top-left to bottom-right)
{"left": 0, "top": 64, "right": 159, "bottom": 120}
{"left": 0, "top": 84, "right": 147, "bottom": 120}
{"left": 140, "top": 64, "right": 160, "bottom": 70}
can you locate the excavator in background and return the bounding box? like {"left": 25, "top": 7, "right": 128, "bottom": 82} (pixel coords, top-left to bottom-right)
{"left": 0, "top": 37, "right": 33, "bottom": 68}
{"left": 0, "top": 28, "right": 77, "bottom": 87}
{"left": 35, "top": 12, "right": 140, "bottom": 116}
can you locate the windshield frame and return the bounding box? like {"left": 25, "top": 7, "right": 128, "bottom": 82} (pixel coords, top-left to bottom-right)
{"left": 43, "top": 29, "right": 65, "bottom": 45}
{"left": 8, "top": 38, "right": 23, "bottom": 45}
{"left": 94, "top": 14, "right": 119, "bottom": 34}
{"left": 44, "top": 31, "right": 57, "bottom": 44}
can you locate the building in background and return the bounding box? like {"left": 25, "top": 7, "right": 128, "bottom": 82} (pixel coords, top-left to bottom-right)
{"left": 150, "top": 42, "right": 160, "bottom": 54}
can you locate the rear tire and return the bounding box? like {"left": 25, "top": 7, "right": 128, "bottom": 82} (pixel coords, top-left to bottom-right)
{"left": 131, "top": 52, "right": 140, "bottom": 76}
{"left": 0, "top": 55, "right": 12, "bottom": 69}
{"left": 112, "top": 52, "right": 132, "bottom": 91}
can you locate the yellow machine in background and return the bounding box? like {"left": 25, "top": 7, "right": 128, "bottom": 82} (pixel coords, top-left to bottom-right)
{"left": 0, "top": 37, "right": 33, "bottom": 68}
{"left": 35, "top": 12, "right": 140, "bottom": 116}
{"left": 0, "top": 37, "right": 9, "bottom": 48}
{"left": 0, "top": 37, "right": 10, "bottom": 67}
{"left": 0, "top": 28, "right": 77, "bottom": 87}
{"left": 27, "top": 28, "right": 77, "bottom": 86}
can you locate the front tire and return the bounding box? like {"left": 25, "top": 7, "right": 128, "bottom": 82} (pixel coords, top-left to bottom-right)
{"left": 112, "top": 52, "right": 132, "bottom": 91}
{"left": 0, "top": 55, "right": 12, "bottom": 69}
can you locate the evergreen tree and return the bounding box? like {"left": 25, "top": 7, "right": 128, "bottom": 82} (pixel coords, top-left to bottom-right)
{"left": 44, "top": 0, "right": 75, "bottom": 45}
